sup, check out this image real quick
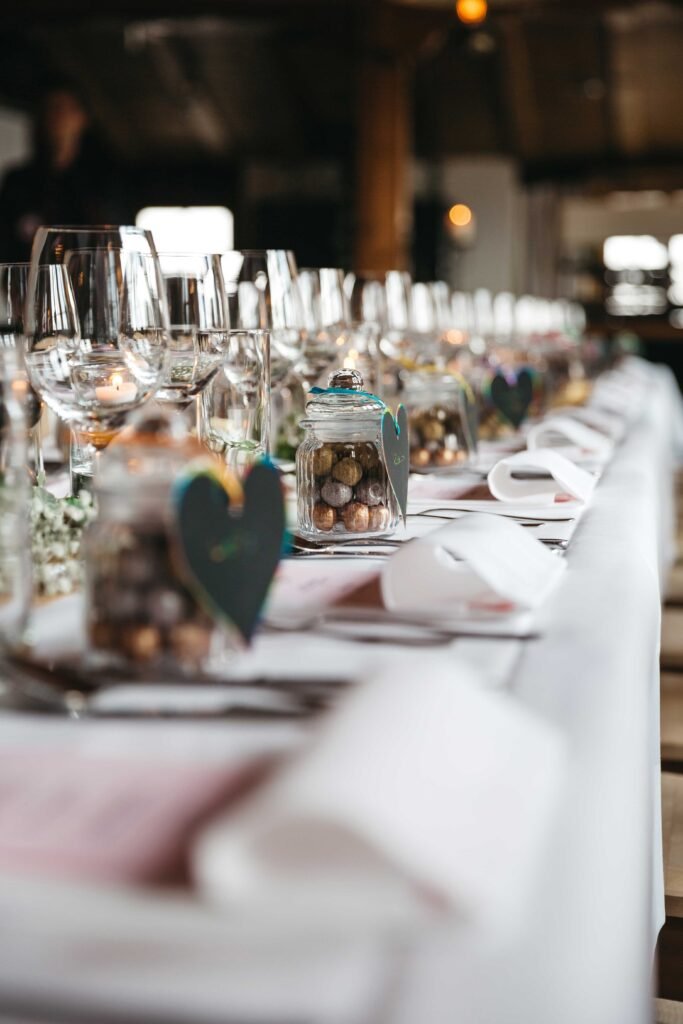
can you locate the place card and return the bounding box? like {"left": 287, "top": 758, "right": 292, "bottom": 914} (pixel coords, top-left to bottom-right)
{"left": 0, "top": 749, "right": 269, "bottom": 884}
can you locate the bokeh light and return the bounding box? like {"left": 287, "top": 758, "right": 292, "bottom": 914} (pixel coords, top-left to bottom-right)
{"left": 456, "top": 0, "right": 488, "bottom": 26}
{"left": 448, "top": 203, "right": 473, "bottom": 227}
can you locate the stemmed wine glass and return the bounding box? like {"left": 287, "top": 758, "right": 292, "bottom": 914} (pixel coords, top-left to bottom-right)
{"left": 220, "top": 250, "right": 303, "bottom": 459}
{"left": 221, "top": 250, "right": 302, "bottom": 384}
{"left": 343, "top": 273, "right": 384, "bottom": 395}
{"left": 25, "top": 243, "right": 168, "bottom": 492}
{"left": 31, "top": 226, "right": 158, "bottom": 265}
{"left": 155, "top": 253, "right": 228, "bottom": 415}
{"left": 296, "top": 267, "right": 350, "bottom": 388}
{"left": 200, "top": 324, "right": 270, "bottom": 473}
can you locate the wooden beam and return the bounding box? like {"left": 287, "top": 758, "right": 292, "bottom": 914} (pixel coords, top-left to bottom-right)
{"left": 354, "top": 46, "right": 412, "bottom": 273}
{"left": 353, "top": 2, "right": 449, "bottom": 274}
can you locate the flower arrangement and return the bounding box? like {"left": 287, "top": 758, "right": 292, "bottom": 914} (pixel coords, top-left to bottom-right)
{"left": 30, "top": 485, "right": 96, "bottom": 598}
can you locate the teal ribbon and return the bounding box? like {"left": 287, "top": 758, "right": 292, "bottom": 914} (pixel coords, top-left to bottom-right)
{"left": 309, "top": 386, "right": 385, "bottom": 406}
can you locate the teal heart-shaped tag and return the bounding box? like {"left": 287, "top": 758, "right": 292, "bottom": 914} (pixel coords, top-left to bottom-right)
{"left": 381, "top": 405, "right": 409, "bottom": 525}
{"left": 174, "top": 461, "right": 285, "bottom": 643}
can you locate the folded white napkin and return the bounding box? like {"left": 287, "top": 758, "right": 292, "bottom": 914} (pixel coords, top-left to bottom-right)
{"left": 193, "top": 657, "right": 566, "bottom": 937}
{"left": 589, "top": 371, "right": 644, "bottom": 421}
{"left": 381, "top": 513, "right": 565, "bottom": 613}
{"left": 487, "top": 448, "right": 596, "bottom": 505}
{"left": 549, "top": 404, "right": 624, "bottom": 442}
{"left": 526, "top": 416, "right": 612, "bottom": 459}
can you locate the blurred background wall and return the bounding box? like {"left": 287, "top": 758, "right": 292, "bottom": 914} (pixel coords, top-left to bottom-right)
{"left": 3, "top": 0, "right": 683, "bottom": 367}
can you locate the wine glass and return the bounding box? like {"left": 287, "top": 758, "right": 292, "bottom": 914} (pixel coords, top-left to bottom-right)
{"left": 296, "top": 267, "right": 350, "bottom": 388}
{"left": 381, "top": 270, "right": 414, "bottom": 400}
{"left": 155, "top": 253, "right": 228, "bottom": 410}
{"left": 0, "top": 263, "right": 44, "bottom": 478}
{"left": 25, "top": 247, "right": 168, "bottom": 492}
{"left": 221, "top": 250, "right": 302, "bottom": 386}
{"left": 343, "top": 273, "right": 384, "bottom": 395}
{"left": 221, "top": 250, "right": 303, "bottom": 459}
{"left": 31, "top": 225, "right": 158, "bottom": 266}
{"left": 200, "top": 327, "right": 270, "bottom": 473}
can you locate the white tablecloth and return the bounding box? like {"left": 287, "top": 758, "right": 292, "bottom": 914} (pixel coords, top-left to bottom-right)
{"left": 0, "top": 358, "right": 678, "bottom": 1024}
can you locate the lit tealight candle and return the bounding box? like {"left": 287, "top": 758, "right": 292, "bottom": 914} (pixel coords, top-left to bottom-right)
{"left": 95, "top": 373, "right": 137, "bottom": 406}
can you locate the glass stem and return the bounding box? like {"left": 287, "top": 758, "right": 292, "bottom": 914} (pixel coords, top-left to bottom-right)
{"left": 69, "top": 431, "right": 97, "bottom": 497}
{"left": 31, "top": 424, "right": 45, "bottom": 484}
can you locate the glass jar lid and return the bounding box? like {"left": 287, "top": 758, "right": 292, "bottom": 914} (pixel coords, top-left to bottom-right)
{"left": 302, "top": 368, "right": 385, "bottom": 427}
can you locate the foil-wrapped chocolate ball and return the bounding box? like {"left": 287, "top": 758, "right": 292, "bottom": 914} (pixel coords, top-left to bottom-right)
{"left": 434, "top": 448, "right": 460, "bottom": 467}
{"left": 367, "top": 505, "right": 389, "bottom": 531}
{"left": 342, "top": 501, "right": 369, "bottom": 532}
{"left": 357, "top": 444, "right": 380, "bottom": 471}
{"left": 99, "top": 583, "right": 140, "bottom": 622}
{"left": 311, "top": 502, "right": 336, "bottom": 531}
{"left": 312, "top": 444, "right": 335, "bottom": 477}
{"left": 119, "top": 547, "right": 158, "bottom": 585}
{"left": 149, "top": 586, "right": 187, "bottom": 628}
{"left": 122, "top": 624, "right": 161, "bottom": 663}
{"left": 321, "top": 479, "right": 353, "bottom": 508}
{"left": 172, "top": 622, "right": 212, "bottom": 665}
{"left": 332, "top": 456, "right": 363, "bottom": 487}
{"left": 354, "top": 478, "right": 384, "bottom": 506}
{"left": 91, "top": 621, "right": 114, "bottom": 650}
{"left": 411, "top": 448, "right": 431, "bottom": 468}
{"left": 421, "top": 417, "right": 445, "bottom": 442}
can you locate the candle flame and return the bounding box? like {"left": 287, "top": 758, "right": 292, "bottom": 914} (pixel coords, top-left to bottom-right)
{"left": 111, "top": 373, "right": 124, "bottom": 389}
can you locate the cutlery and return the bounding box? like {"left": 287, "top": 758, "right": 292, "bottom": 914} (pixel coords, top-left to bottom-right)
{"left": 288, "top": 547, "right": 395, "bottom": 559}
{"left": 0, "top": 654, "right": 331, "bottom": 718}
{"left": 263, "top": 607, "right": 539, "bottom": 643}
{"left": 409, "top": 507, "right": 575, "bottom": 524}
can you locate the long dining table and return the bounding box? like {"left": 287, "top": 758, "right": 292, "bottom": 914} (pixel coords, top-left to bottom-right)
{"left": 0, "top": 356, "right": 679, "bottom": 1024}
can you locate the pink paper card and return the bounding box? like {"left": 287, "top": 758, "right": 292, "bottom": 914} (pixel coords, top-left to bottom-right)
{"left": 0, "top": 749, "right": 270, "bottom": 885}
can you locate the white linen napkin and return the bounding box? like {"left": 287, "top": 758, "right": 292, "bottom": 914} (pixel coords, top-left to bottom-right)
{"left": 549, "top": 404, "right": 624, "bottom": 441}
{"left": 487, "top": 448, "right": 596, "bottom": 505}
{"left": 526, "top": 416, "right": 612, "bottom": 459}
{"left": 381, "top": 513, "right": 565, "bottom": 613}
{"left": 193, "top": 657, "right": 566, "bottom": 937}
{"left": 589, "top": 371, "right": 645, "bottom": 421}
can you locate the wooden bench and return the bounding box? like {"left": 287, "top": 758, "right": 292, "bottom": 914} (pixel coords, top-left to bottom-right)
{"left": 662, "top": 611, "right": 683, "bottom": 672}
{"left": 656, "top": 998, "right": 683, "bottom": 1023}
{"left": 658, "top": 773, "right": 683, "bottom": 1002}
{"left": 663, "top": 772, "right": 683, "bottom": 920}
{"left": 666, "top": 566, "right": 683, "bottom": 607}
{"left": 662, "top": 674, "right": 683, "bottom": 766}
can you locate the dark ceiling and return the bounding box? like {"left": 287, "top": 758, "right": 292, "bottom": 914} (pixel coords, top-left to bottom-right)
{"left": 1, "top": 0, "right": 683, "bottom": 185}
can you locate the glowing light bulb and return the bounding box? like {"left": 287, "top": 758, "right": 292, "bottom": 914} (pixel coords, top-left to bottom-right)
{"left": 456, "top": 0, "right": 487, "bottom": 25}
{"left": 448, "top": 204, "right": 473, "bottom": 228}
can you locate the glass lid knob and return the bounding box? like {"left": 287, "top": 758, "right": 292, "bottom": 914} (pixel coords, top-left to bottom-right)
{"left": 328, "top": 367, "right": 364, "bottom": 391}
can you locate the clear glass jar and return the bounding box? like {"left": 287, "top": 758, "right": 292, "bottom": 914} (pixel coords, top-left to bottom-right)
{"left": 83, "top": 408, "right": 237, "bottom": 676}
{"left": 296, "top": 368, "right": 399, "bottom": 540}
{"left": 404, "top": 370, "right": 474, "bottom": 471}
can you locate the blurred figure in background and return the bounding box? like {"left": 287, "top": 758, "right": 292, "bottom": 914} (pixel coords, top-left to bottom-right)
{"left": 0, "top": 80, "right": 122, "bottom": 260}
